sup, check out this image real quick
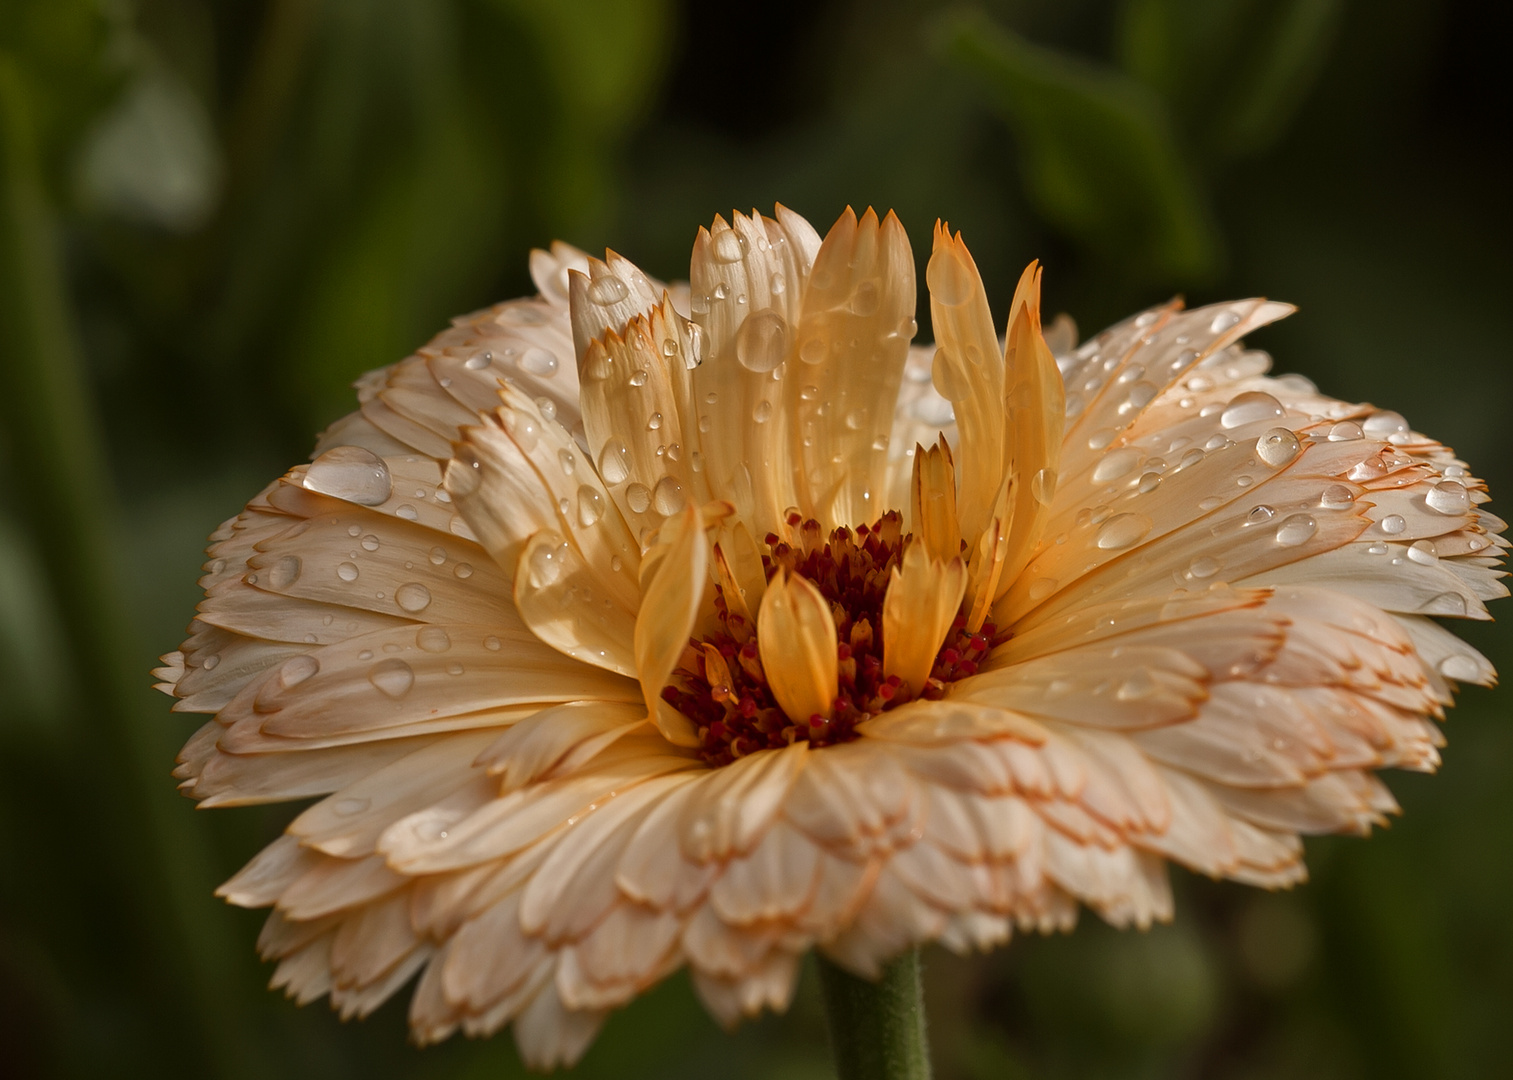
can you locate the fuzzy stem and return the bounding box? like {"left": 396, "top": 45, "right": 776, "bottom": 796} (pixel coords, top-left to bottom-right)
{"left": 818, "top": 949, "right": 932, "bottom": 1080}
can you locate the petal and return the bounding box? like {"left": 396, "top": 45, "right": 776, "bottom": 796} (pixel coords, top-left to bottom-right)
{"left": 758, "top": 569, "right": 839, "bottom": 722}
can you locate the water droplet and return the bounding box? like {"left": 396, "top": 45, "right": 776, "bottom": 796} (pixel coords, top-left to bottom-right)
{"left": 1426, "top": 480, "right": 1469, "bottom": 515}
{"left": 1422, "top": 591, "right": 1467, "bottom": 616}
{"left": 626, "top": 483, "right": 652, "bottom": 513}
{"left": 1407, "top": 540, "right": 1439, "bottom": 565}
{"left": 417, "top": 627, "right": 451, "bottom": 652}
{"left": 465, "top": 351, "right": 492, "bottom": 370}
{"left": 1366, "top": 541, "right": 1388, "bottom": 555}
{"left": 396, "top": 504, "right": 419, "bottom": 521}
{"left": 454, "top": 562, "right": 475, "bottom": 580}
{"left": 1362, "top": 410, "right": 1409, "bottom": 439}
{"left": 1327, "top": 421, "right": 1363, "bottom": 441}
{"left": 1347, "top": 456, "right": 1388, "bottom": 482}
{"left": 268, "top": 555, "right": 302, "bottom": 589}
{"left": 1319, "top": 484, "right": 1354, "bottom": 510}
{"left": 304, "top": 446, "right": 393, "bottom": 506}
{"left": 845, "top": 409, "right": 864, "bottom": 431}
{"left": 519, "top": 347, "right": 558, "bottom": 376}
{"left": 927, "top": 247, "right": 975, "bottom": 306}
{"left": 610, "top": 555, "right": 624, "bottom": 573}
{"left": 577, "top": 486, "right": 605, "bottom": 526}
{"left": 698, "top": 415, "right": 712, "bottom": 433}
{"left": 1138, "top": 471, "right": 1162, "bottom": 494}
{"left": 1095, "top": 513, "right": 1152, "bottom": 550}
{"left": 333, "top": 797, "right": 370, "bottom": 817}
{"left": 1246, "top": 505, "right": 1276, "bottom": 525}
{"left": 587, "top": 275, "right": 629, "bottom": 305}
{"left": 712, "top": 228, "right": 745, "bottom": 263}
{"left": 1275, "top": 514, "right": 1317, "bottom": 547}
{"left": 653, "top": 476, "right": 687, "bottom": 516}
{"left": 1027, "top": 578, "right": 1058, "bottom": 600}
{"left": 1255, "top": 427, "right": 1301, "bottom": 467}
{"left": 598, "top": 441, "right": 630, "bottom": 484}
{"left": 1087, "top": 428, "right": 1118, "bottom": 451}
{"left": 337, "top": 562, "right": 359, "bottom": 582}
{"left": 1440, "top": 654, "right": 1483, "bottom": 681}
{"left": 396, "top": 582, "right": 432, "bottom": 612}
{"left": 484, "top": 635, "right": 502, "bottom": 651}
{"left": 528, "top": 538, "right": 568, "bottom": 587}
{"left": 1031, "top": 468, "right": 1057, "bottom": 505}
{"left": 369, "top": 658, "right": 415, "bottom": 698}
{"left": 647, "top": 411, "right": 663, "bottom": 431}
{"left": 851, "top": 278, "right": 880, "bottom": 316}
{"left": 1380, "top": 514, "right": 1407, "bottom": 535}
{"left": 1210, "top": 310, "right": 1241, "bottom": 333}
{"left": 1187, "top": 555, "right": 1220, "bottom": 579}
{"left": 1092, "top": 447, "right": 1142, "bottom": 483}
{"left": 753, "top": 400, "right": 774, "bottom": 424}
{"left": 1220, "top": 391, "right": 1285, "bottom": 430}
{"left": 931, "top": 346, "right": 972, "bottom": 399}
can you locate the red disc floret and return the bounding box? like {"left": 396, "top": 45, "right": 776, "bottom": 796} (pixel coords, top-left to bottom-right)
{"left": 662, "top": 512, "right": 1004, "bottom": 766}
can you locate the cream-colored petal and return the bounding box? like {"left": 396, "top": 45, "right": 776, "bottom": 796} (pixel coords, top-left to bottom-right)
{"left": 514, "top": 530, "right": 639, "bottom": 675}
{"left": 881, "top": 543, "right": 967, "bottom": 696}
{"left": 634, "top": 506, "right": 709, "bottom": 746}
{"left": 910, "top": 436, "right": 961, "bottom": 562}
{"left": 757, "top": 569, "right": 839, "bottom": 722}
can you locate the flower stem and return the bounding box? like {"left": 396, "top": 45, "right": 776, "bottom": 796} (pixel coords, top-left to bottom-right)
{"left": 817, "top": 949, "right": 932, "bottom": 1080}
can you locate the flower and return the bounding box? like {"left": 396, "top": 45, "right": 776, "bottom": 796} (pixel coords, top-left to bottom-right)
{"left": 157, "top": 205, "right": 1504, "bottom": 1068}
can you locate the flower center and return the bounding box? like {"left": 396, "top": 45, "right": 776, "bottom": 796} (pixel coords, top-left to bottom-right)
{"left": 661, "top": 512, "right": 997, "bottom": 766}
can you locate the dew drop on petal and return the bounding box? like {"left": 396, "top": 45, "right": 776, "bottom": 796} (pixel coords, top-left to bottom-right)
{"left": 753, "top": 400, "right": 774, "bottom": 424}
{"left": 484, "top": 635, "right": 501, "bottom": 651}
{"left": 268, "top": 555, "right": 302, "bottom": 589}
{"left": 396, "top": 504, "right": 419, "bottom": 521}
{"left": 528, "top": 538, "right": 568, "bottom": 587}
{"left": 464, "top": 351, "right": 492, "bottom": 370}
{"left": 1187, "top": 555, "right": 1220, "bottom": 579}
{"left": 1275, "top": 514, "right": 1317, "bottom": 547}
{"left": 396, "top": 582, "right": 432, "bottom": 612}
{"left": 454, "top": 562, "right": 474, "bottom": 579}
{"left": 1440, "top": 654, "right": 1483, "bottom": 681}
{"left": 280, "top": 654, "right": 319, "bottom": 688}
{"left": 626, "top": 482, "right": 652, "bottom": 513}
{"left": 653, "top": 476, "right": 687, "bottom": 516}
{"left": 647, "top": 412, "right": 663, "bottom": 431}
{"left": 1246, "top": 505, "right": 1276, "bottom": 525}
{"left": 1138, "top": 471, "right": 1162, "bottom": 494}
{"left": 360, "top": 534, "right": 379, "bottom": 552}
{"left": 369, "top": 658, "right": 415, "bottom": 698}
{"left": 304, "top": 446, "right": 393, "bottom": 506}
{"left": 712, "top": 228, "right": 745, "bottom": 263}
{"left": 577, "top": 485, "right": 605, "bottom": 527}
{"left": 731, "top": 308, "right": 792, "bottom": 376}
{"left": 1422, "top": 591, "right": 1467, "bottom": 616}
{"left": 851, "top": 278, "right": 880, "bottom": 316}
{"left": 1028, "top": 577, "right": 1058, "bottom": 599}
{"left": 1407, "top": 540, "right": 1439, "bottom": 565}
{"left": 1219, "top": 391, "right": 1285, "bottom": 430}
{"left": 597, "top": 441, "right": 630, "bottom": 484}
{"left": 519, "top": 347, "right": 558, "bottom": 376}
{"left": 1255, "top": 427, "right": 1301, "bottom": 467}
{"left": 587, "top": 275, "right": 629, "bottom": 305}
{"left": 333, "top": 797, "right": 370, "bottom": 817}
{"left": 417, "top": 627, "right": 451, "bottom": 653}
{"left": 1362, "top": 410, "right": 1409, "bottom": 439}
{"left": 1380, "top": 514, "right": 1407, "bottom": 535}
{"left": 1092, "top": 447, "right": 1142, "bottom": 483}
{"left": 927, "top": 249, "right": 975, "bottom": 306}
{"left": 931, "top": 346, "right": 972, "bottom": 399}
{"left": 1319, "top": 484, "right": 1355, "bottom": 510}
{"left": 1198, "top": 496, "right": 1224, "bottom": 511}
{"left": 1328, "top": 421, "right": 1363, "bottom": 441}
{"left": 845, "top": 409, "right": 864, "bottom": 431}
{"left": 1426, "top": 480, "right": 1470, "bottom": 515}
{"left": 1095, "top": 513, "right": 1152, "bottom": 550}
{"left": 337, "top": 562, "right": 359, "bottom": 582}
{"left": 1210, "top": 310, "right": 1241, "bottom": 333}
{"left": 446, "top": 455, "right": 482, "bottom": 496}
{"left": 428, "top": 546, "right": 447, "bottom": 566}
{"left": 1031, "top": 468, "right": 1057, "bottom": 506}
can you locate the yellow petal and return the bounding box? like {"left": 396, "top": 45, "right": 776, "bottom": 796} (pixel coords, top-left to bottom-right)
{"left": 757, "top": 569, "right": 838, "bottom": 721}
{"left": 909, "top": 435, "right": 961, "bottom": 563}
{"left": 633, "top": 505, "right": 707, "bottom": 746}
{"left": 882, "top": 542, "right": 967, "bottom": 696}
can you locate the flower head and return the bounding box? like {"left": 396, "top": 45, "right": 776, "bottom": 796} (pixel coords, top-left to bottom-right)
{"left": 158, "top": 205, "right": 1504, "bottom": 1068}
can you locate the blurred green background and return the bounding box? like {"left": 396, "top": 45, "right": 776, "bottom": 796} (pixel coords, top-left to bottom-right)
{"left": 1, "top": 0, "right": 1509, "bottom": 1077}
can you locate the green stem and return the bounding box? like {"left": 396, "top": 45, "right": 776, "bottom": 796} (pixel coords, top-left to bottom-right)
{"left": 818, "top": 949, "right": 933, "bottom": 1080}
{"left": 0, "top": 61, "right": 264, "bottom": 1078}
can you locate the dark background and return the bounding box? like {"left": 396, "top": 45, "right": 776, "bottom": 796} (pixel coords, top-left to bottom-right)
{"left": 1, "top": 1, "right": 1509, "bottom": 1077}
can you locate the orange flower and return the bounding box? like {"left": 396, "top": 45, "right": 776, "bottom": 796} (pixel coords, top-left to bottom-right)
{"left": 158, "top": 206, "right": 1504, "bottom": 1068}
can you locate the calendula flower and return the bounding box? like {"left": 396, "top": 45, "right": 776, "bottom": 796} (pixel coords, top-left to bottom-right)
{"left": 157, "top": 205, "right": 1504, "bottom": 1069}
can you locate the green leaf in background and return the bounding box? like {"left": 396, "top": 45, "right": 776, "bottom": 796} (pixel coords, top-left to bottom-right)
{"left": 941, "top": 8, "right": 1221, "bottom": 284}
{"left": 1117, "top": 0, "right": 1345, "bottom": 162}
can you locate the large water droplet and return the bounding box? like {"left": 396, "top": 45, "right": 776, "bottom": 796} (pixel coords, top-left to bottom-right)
{"left": 850, "top": 278, "right": 880, "bottom": 317}
{"left": 653, "top": 476, "right": 687, "bottom": 516}
{"left": 1407, "top": 540, "right": 1439, "bottom": 565}
{"left": 1319, "top": 484, "right": 1354, "bottom": 510}
{"left": 279, "top": 654, "right": 319, "bottom": 688}
{"left": 712, "top": 228, "right": 745, "bottom": 263}
{"left": 1440, "top": 654, "right": 1483, "bottom": 681}
{"left": 1255, "top": 427, "right": 1301, "bottom": 467}
{"left": 735, "top": 309, "right": 790, "bottom": 372}
{"left": 1095, "top": 513, "right": 1152, "bottom": 550}
{"left": 1422, "top": 591, "right": 1467, "bottom": 616}
{"left": 1380, "top": 514, "right": 1407, "bottom": 535}
{"left": 597, "top": 441, "right": 630, "bottom": 484}
{"left": 587, "top": 275, "right": 629, "bottom": 305}
{"left": 1327, "top": 421, "right": 1363, "bottom": 441}
{"left": 1210, "top": 310, "right": 1241, "bottom": 333}
{"left": 520, "top": 347, "right": 559, "bottom": 376}
{"left": 1275, "top": 514, "right": 1317, "bottom": 547}
{"left": 577, "top": 485, "right": 605, "bottom": 526}
{"left": 1092, "top": 447, "right": 1142, "bottom": 483}
{"left": 931, "top": 346, "right": 973, "bottom": 400}
{"left": 1425, "top": 480, "right": 1469, "bottom": 515}
{"left": 1187, "top": 555, "right": 1220, "bottom": 579}
{"left": 417, "top": 627, "right": 451, "bottom": 652}
{"left": 1362, "top": 411, "right": 1409, "bottom": 439}
{"left": 396, "top": 582, "right": 432, "bottom": 613}
{"left": 1032, "top": 468, "right": 1057, "bottom": 506}
{"left": 464, "top": 351, "right": 492, "bottom": 370}
{"left": 268, "top": 555, "right": 302, "bottom": 589}
{"left": 337, "top": 562, "right": 359, "bottom": 582}
{"left": 1246, "top": 504, "right": 1276, "bottom": 525}
{"left": 454, "top": 562, "right": 474, "bottom": 579}
{"left": 528, "top": 538, "right": 568, "bottom": 587}
{"left": 626, "top": 482, "right": 652, "bottom": 513}
{"left": 753, "top": 399, "right": 774, "bottom": 424}
{"left": 304, "top": 446, "right": 393, "bottom": 506}
{"left": 369, "top": 658, "right": 415, "bottom": 698}
{"left": 926, "top": 248, "right": 975, "bottom": 306}
{"left": 1027, "top": 577, "right": 1058, "bottom": 600}
{"left": 1219, "top": 391, "right": 1285, "bottom": 430}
